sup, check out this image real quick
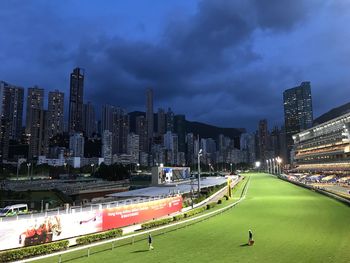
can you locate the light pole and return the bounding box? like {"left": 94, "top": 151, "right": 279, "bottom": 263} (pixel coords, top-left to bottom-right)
{"left": 276, "top": 157, "right": 282, "bottom": 175}
{"left": 266, "top": 160, "right": 269, "bottom": 173}
{"left": 230, "top": 163, "right": 233, "bottom": 174}
{"left": 16, "top": 159, "right": 23, "bottom": 181}
{"left": 91, "top": 163, "right": 95, "bottom": 175}
{"left": 197, "top": 149, "right": 203, "bottom": 194}
{"left": 255, "top": 161, "right": 261, "bottom": 172}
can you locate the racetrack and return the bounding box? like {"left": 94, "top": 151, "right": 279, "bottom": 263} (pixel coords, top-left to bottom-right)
{"left": 34, "top": 173, "right": 350, "bottom": 263}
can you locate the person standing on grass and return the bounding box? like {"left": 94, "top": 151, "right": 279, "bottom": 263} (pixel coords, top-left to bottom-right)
{"left": 248, "top": 229, "right": 254, "bottom": 245}
{"left": 148, "top": 234, "right": 154, "bottom": 250}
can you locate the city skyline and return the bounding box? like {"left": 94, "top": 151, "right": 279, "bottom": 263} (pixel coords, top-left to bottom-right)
{"left": 1, "top": 1, "right": 349, "bottom": 130}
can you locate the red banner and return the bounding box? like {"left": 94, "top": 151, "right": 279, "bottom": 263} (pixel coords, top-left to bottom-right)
{"left": 0, "top": 196, "right": 182, "bottom": 250}
{"left": 102, "top": 196, "right": 182, "bottom": 230}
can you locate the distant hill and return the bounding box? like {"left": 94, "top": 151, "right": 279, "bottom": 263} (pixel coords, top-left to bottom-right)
{"left": 185, "top": 120, "right": 245, "bottom": 139}
{"left": 129, "top": 111, "right": 245, "bottom": 139}
{"left": 313, "top": 102, "right": 350, "bottom": 125}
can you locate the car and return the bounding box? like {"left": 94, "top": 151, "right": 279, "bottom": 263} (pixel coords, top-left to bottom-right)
{"left": 0, "top": 204, "right": 29, "bottom": 217}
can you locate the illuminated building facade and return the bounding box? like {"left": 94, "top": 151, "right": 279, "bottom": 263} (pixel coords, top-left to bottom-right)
{"left": 283, "top": 82, "right": 313, "bottom": 163}
{"left": 293, "top": 112, "right": 350, "bottom": 174}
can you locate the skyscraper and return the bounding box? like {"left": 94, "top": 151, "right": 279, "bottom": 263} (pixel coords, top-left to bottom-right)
{"left": 186, "top": 133, "right": 194, "bottom": 165}
{"left": 26, "top": 86, "right": 44, "bottom": 136}
{"left": 69, "top": 67, "right": 84, "bottom": 133}
{"left": 258, "top": 119, "right": 269, "bottom": 164}
{"left": 127, "top": 133, "right": 140, "bottom": 163}
{"left": 146, "top": 88, "right": 153, "bottom": 151}
{"left": 28, "top": 109, "right": 48, "bottom": 159}
{"left": 47, "top": 90, "right": 64, "bottom": 138}
{"left": 283, "top": 81, "right": 313, "bottom": 162}
{"left": 101, "top": 104, "right": 115, "bottom": 133}
{"left": 240, "top": 133, "right": 256, "bottom": 164}
{"left": 0, "top": 81, "right": 24, "bottom": 140}
{"left": 166, "top": 107, "right": 174, "bottom": 132}
{"left": 157, "top": 108, "right": 166, "bottom": 135}
{"left": 83, "top": 102, "right": 96, "bottom": 138}
{"left": 175, "top": 114, "right": 186, "bottom": 153}
{"left": 69, "top": 133, "right": 84, "bottom": 157}
{"left": 136, "top": 115, "right": 148, "bottom": 153}
{"left": 102, "top": 130, "right": 112, "bottom": 165}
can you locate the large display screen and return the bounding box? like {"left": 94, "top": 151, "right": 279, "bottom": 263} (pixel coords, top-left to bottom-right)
{"left": 0, "top": 196, "right": 182, "bottom": 251}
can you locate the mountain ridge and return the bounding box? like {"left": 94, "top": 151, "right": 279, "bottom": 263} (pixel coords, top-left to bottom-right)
{"left": 129, "top": 111, "right": 245, "bottom": 139}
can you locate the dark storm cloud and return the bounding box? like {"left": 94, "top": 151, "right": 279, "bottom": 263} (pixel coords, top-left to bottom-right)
{"left": 1, "top": 0, "right": 348, "bottom": 130}
{"left": 77, "top": 0, "right": 317, "bottom": 126}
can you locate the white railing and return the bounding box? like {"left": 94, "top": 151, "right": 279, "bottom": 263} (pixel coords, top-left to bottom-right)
{"left": 18, "top": 177, "right": 251, "bottom": 263}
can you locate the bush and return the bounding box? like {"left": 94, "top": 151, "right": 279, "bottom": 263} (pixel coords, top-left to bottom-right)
{"left": 141, "top": 218, "right": 173, "bottom": 229}
{"left": 217, "top": 199, "right": 222, "bottom": 204}
{"left": 224, "top": 195, "right": 229, "bottom": 200}
{"left": 184, "top": 206, "right": 206, "bottom": 218}
{"left": 173, "top": 214, "right": 185, "bottom": 221}
{"left": 0, "top": 240, "right": 69, "bottom": 262}
{"left": 76, "top": 228, "right": 123, "bottom": 245}
{"left": 206, "top": 202, "right": 216, "bottom": 210}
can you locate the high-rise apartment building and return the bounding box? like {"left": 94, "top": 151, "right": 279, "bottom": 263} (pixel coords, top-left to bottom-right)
{"left": 28, "top": 109, "right": 48, "bottom": 159}
{"left": 283, "top": 81, "right": 313, "bottom": 162}
{"left": 186, "top": 133, "right": 194, "bottom": 165}
{"left": 83, "top": 102, "right": 96, "bottom": 137}
{"left": 69, "top": 133, "right": 84, "bottom": 157}
{"left": 68, "top": 67, "right": 84, "bottom": 133}
{"left": 240, "top": 133, "right": 256, "bottom": 164}
{"left": 136, "top": 116, "right": 148, "bottom": 153}
{"left": 258, "top": 119, "right": 269, "bottom": 164}
{"left": 166, "top": 107, "right": 174, "bottom": 132}
{"left": 146, "top": 88, "right": 154, "bottom": 151}
{"left": 157, "top": 108, "right": 166, "bottom": 135}
{"left": 175, "top": 115, "right": 186, "bottom": 153}
{"left": 127, "top": 133, "right": 140, "bottom": 163}
{"left": 0, "top": 81, "right": 24, "bottom": 141}
{"left": 26, "top": 86, "right": 44, "bottom": 135}
{"left": 102, "top": 130, "right": 113, "bottom": 165}
{"left": 101, "top": 104, "right": 115, "bottom": 132}
{"left": 109, "top": 108, "right": 129, "bottom": 154}
{"left": 47, "top": 90, "right": 64, "bottom": 138}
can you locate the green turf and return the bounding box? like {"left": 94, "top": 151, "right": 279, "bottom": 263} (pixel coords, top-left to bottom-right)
{"left": 35, "top": 173, "right": 350, "bottom": 263}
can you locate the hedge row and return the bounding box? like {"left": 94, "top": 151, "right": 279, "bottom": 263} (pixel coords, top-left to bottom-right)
{"left": 173, "top": 214, "right": 185, "bottom": 221}
{"left": 0, "top": 240, "right": 69, "bottom": 262}
{"left": 217, "top": 195, "right": 230, "bottom": 204}
{"left": 184, "top": 206, "right": 206, "bottom": 218}
{"left": 206, "top": 202, "right": 217, "bottom": 209}
{"left": 141, "top": 218, "right": 173, "bottom": 229}
{"left": 142, "top": 201, "right": 222, "bottom": 230}
{"left": 76, "top": 228, "right": 123, "bottom": 245}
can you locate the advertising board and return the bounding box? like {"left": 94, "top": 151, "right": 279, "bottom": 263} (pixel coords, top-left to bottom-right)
{"left": 0, "top": 196, "right": 182, "bottom": 251}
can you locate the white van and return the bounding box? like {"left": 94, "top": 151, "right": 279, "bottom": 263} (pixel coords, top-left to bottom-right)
{"left": 0, "top": 204, "right": 28, "bottom": 217}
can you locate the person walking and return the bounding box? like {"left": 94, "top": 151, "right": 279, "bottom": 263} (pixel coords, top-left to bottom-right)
{"left": 248, "top": 229, "right": 254, "bottom": 246}
{"left": 148, "top": 234, "right": 154, "bottom": 250}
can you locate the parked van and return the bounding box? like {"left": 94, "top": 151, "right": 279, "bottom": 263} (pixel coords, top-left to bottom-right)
{"left": 0, "top": 204, "right": 28, "bottom": 217}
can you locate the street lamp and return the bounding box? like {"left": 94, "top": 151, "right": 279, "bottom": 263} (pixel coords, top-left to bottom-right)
{"left": 266, "top": 160, "right": 269, "bottom": 173}
{"left": 91, "top": 163, "right": 95, "bottom": 175}
{"left": 276, "top": 157, "right": 282, "bottom": 175}
{"left": 230, "top": 163, "right": 233, "bottom": 174}
{"left": 255, "top": 161, "right": 261, "bottom": 172}
{"left": 198, "top": 149, "right": 203, "bottom": 194}
{"left": 27, "top": 163, "right": 31, "bottom": 180}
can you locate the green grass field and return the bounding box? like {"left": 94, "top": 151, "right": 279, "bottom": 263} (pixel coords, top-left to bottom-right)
{"left": 35, "top": 173, "right": 350, "bottom": 263}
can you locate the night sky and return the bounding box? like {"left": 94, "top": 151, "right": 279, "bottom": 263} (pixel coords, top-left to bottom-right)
{"left": 1, "top": 0, "right": 349, "bottom": 131}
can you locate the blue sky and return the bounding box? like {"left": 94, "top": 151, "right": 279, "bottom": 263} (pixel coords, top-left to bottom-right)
{"left": 1, "top": 0, "right": 350, "bottom": 131}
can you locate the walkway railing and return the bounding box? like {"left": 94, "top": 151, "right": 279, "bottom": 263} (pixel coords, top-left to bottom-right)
{"left": 19, "top": 177, "right": 251, "bottom": 263}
